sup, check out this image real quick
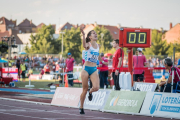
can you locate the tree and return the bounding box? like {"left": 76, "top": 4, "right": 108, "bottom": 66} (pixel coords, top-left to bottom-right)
{"left": 93, "top": 26, "right": 114, "bottom": 53}
{"left": 56, "top": 27, "right": 82, "bottom": 61}
{"left": 167, "top": 38, "right": 180, "bottom": 56}
{"left": 143, "top": 29, "right": 170, "bottom": 57}
{"left": 0, "top": 41, "right": 8, "bottom": 54}
{"left": 25, "top": 25, "right": 57, "bottom": 54}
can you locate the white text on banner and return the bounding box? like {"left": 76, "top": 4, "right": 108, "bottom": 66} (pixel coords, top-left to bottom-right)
{"left": 133, "top": 82, "right": 157, "bottom": 92}
{"left": 83, "top": 90, "right": 111, "bottom": 110}
{"left": 51, "top": 87, "right": 82, "bottom": 107}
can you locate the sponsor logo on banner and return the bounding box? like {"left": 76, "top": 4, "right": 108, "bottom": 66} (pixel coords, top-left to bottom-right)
{"left": 134, "top": 82, "right": 157, "bottom": 92}
{"left": 2, "top": 68, "right": 18, "bottom": 81}
{"left": 51, "top": 87, "right": 82, "bottom": 107}
{"left": 2, "top": 68, "right": 18, "bottom": 73}
{"left": 83, "top": 90, "right": 111, "bottom": 110}
{"left": 110, "top": 96, "right": 119, "bottom": 106}
{"left": 103, "top": 91, "right": 146, "bottom": 113}
{"left": 110, "top": 96, "right": 138, "bottom": 107}
{"left": 141, "top": 92, "right": 180, "bottom": 119}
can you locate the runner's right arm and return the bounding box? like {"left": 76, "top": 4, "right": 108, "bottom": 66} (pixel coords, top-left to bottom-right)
{"left": 80, "top": 26, "right": 89, "bottom": 50}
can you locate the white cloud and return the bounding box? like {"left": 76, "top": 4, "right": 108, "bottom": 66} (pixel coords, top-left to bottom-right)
{"left": 14, "top": 12, "right": 24, "bottom": 17}
{"left": 44, "top": 10, "right": 54, "bottom": 17}
{"left": 1, "top": 13, "right": 7, "bottom": 16}
{"left": 32, "top": 0, "right": 42, "bottom": 6}
{"left": 47, "top": 0, "right": 61, "bottom": 4}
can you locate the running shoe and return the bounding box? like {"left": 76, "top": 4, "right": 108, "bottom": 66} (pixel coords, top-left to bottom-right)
{"left": 88, "top": 92, "right": 93, "bottom": 101}
{"left": 79, "top": 108, "right": 85, "bottom": 114}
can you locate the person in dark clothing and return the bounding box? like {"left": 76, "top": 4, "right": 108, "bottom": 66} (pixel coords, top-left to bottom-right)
{"left": 52, "top": 62, "right": 56, "bottom": 72}
{"left": 99, "top": 53, "right": 109, "bottom": 88}
{"left": 16, "top": 60, "right": 21, "bottom": 81}
{"left": 112, "top": 39, "right": 124, "bottom": 90}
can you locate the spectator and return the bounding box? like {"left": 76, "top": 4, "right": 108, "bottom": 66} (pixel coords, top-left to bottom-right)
{"left": 112, "top": 39, "right": 124, "bottom": 90}
{"left": 99, "top": 53, "right": 109, "bottom": 88}
{"left": 160, "top": 60, "right": 164, "bottom": 67}
{"left": 133, "top": 48, "right": 147, "bottom": 84}
{"left": 82, "top": 50, "right": 86, "bottom": 66}
{"left": 39, "top": 68, "right": 44, "bottom": 79}
{"left": 44, "top": 62, "right": 50, "bottom": 74}
{"left": 16, "top": 60, "right": 21, "bottom": 81}
{"left": 177, "top": 58, "right": 180, "bottom": 68}
{"left": 148, "top": 59, "right": 154, "bottom": 67}
{"left": 27, "top": 67, "right": 33, "bottom": 78}
{"left": 55, "top": 62, "right": 60, "bottom": 73}
{"left": 52, "top": 62, "right": 56, "bottom": 72}
{"left": 60, "top": 58, "right": 66, "bottom": 69}
{"left": 159, "top": 58, "right": 180, "bottom": 92}
{"left": 20, "top": 61, "right": 26, "bottom": 81}
{"left": 12, "top": 63, "right": 16, "bottom": 68}
{"left": 65, "top": 53, "right": 75, "bottom": 86}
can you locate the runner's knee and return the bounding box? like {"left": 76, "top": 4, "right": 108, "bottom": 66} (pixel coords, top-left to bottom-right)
{"left": 83, "top": 88, "right": 88, "bottom": 93}
{"left": 93, "top": 86, "right": 99, "bottom": 91}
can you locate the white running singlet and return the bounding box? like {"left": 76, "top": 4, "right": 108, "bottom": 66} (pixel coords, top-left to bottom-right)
{"left": 82, "top": 43, "right": 99, "bottom": 63}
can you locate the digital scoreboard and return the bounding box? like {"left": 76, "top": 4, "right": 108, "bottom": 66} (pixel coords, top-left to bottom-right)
{"left": 119, "top": 28, "right": 151, "bottom": 48}
{"left": 118, "top": 28, "right": 151, "bottom": 86}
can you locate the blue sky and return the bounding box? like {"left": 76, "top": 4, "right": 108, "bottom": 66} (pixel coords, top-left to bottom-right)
{"left": 1, "top": 0, "right": 180, "bottom": 30}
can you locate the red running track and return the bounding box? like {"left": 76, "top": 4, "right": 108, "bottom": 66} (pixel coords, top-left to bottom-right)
{"left": 0, "top": 98, "right": 168, "bottom": 120}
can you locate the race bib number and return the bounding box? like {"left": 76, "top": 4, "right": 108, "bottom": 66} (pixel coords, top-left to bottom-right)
{"left": 88, "top": 55, "right": 98, "bottom": 63}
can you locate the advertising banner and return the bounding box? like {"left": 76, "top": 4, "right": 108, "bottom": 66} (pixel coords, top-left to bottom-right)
{"left": 103, "top": 91, "right": 146, "bottom": 113}
{"left": 133, "top": 82, "right": 157, "bottom": 92}
{"left": 140, "top": 92, "right": 180, "bottom": 119}
{"left": 83, "top": 90, "right": 111, "bottom": 110}
{"left": 2, "top": 68, "right": 18, "bottom": 81}
{"left": 51, "top": 87, "right": 82, "bottom": 107}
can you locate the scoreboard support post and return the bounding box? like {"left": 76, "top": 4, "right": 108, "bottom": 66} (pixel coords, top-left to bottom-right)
{"left": 128, "top": 48, "right": 133, "bottom": 86}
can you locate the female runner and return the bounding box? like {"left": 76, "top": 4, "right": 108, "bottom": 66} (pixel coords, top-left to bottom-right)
{"left": 79, "top": 27, "right": 105, "bottom": 114}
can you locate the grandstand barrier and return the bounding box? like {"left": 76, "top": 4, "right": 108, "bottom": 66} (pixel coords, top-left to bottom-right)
{"left": 51, "top": 87, "right": 82, "bottom": 108}
{"left": 133, "top": 82, "right": 158, "bottom": 92}
{"left": 82, "top": 89, "right": 111, "bottom": 111}
{"left": 140, "top": 92, "right": 180, "bottom": 119}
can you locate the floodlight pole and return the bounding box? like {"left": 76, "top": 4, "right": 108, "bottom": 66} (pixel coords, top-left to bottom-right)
{"left": 171, "top": 47, "right": 175, "bottom": 93}
{"left": 60, "top": 32, "right": 65, "bottom": 86}
{"left": 8, "top": 37, "right": 11, "bottom": 76}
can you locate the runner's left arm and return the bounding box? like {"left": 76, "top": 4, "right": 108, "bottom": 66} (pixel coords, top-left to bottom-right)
{"left": 98, "top": 56, "right": 108, "bottom": 65}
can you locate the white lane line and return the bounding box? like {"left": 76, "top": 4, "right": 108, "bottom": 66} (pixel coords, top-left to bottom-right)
{"left": 0, "top": 111, "right": 55, "bottom": 120}
{"left": 0, "top": 104, "right": 117, "bottom": 120}
{"left": 0, "top": 109, "right": 6, "bottom": 111}
{"left": 0, "top": 109, "right": 26, "bottom": 112}
{"left": 0, "top": 98, "right": 121, "bottom": 120}
{"left": 0, "top": 111, "right": 105, "bottom": 120}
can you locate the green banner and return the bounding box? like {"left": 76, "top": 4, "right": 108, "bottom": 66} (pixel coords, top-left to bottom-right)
{"left": 103, "top": 91, "right": 146, "bottom": 113}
